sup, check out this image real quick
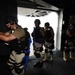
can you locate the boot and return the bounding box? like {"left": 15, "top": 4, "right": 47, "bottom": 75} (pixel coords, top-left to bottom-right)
{"left": 34, "top": 58, "right": 43, "bottom": 68}
{"left": 43, "top": 53, "right": 48, "bottom": 61}
{"left": 63, "top": 51, "right": 67, "bottom": 61}
{"left": 34, "top": 62, "right": 43, "bottom": 68}
{"left": 69, "top": 51, "right": 75, "bottom": 59}
{"left": 48, "top": 50, "right": 53, "bottom": 61}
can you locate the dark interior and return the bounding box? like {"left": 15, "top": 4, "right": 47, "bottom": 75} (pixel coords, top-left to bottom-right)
{"left": 0, "top": 0, "right": 75, "bottom": 75}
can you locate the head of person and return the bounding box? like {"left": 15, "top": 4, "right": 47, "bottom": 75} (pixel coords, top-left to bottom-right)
{"left": 5, "top": 16, "right": 18, "bottom": 30}
{"left": 34, "top": 19, "right": 41, "bottom": 27}
{"left": 24, "top": 27, "right": 28, "bottom": 32}
{"left": 44, "top": 22, "right": 50, "bottom": 28}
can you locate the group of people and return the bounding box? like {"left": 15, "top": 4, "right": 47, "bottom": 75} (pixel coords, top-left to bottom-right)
{"left": 1, "top": 16, "right": 75, "bottom": 75}
{"left": 31, "top": 19, "right": 54, "bottom": 68}
{"left": 0, "top": 17, "right": 54, "bottom": 75}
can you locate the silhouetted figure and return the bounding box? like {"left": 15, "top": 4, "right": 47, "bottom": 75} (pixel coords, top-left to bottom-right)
{"left": 43, "top": 22, "right": 54, "bottom": 61}
{"left": 63, "top": 23, "right": 75, "bottom": 61}
{"left": 31, "top": 19, "right": 44, "bottom": 68}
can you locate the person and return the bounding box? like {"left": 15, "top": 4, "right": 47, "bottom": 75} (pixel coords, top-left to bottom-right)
{"left": 0, "top": 16, "right": 26, "bottom": 75}
{"left": 63, "top": 23, "right": 75, "bottom": 61}
{"left": 31, "top": 19, "right": 44, "bottom": 68}
{"left": 43, "top": 22, "right": 54, "bottom": 61}
{"left": 22, "top": 27, "right": 32, "bottom": 71}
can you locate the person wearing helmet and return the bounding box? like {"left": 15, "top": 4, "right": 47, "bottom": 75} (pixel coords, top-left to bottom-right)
{"left": 31, "top": 19, "right": 44, "bottom": 68}
{"left": 0, "top": 16, "right": 26, "bottom": 75}
{"left": 63, "top": 23, "right": 75, "bottom": 61}
{"left": 43, "top": 22, "right": 54, "bottom": 61}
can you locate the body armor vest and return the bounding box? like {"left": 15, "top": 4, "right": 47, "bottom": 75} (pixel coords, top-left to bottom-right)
{"left": 9, "top": 38, "right": 27, "bottom": 54}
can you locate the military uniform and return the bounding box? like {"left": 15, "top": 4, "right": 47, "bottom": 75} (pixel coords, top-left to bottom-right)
{"left": 44, "top": 26, "right": 54, "bottom": 61}
{"left": 32, "top": 27, "right": 44, "bottom": 68}
{"left": 7, "top": 26, "right": 26, "bottom": 75}
{"left": 63, "top": 24, "right": 75, "bottom": 61}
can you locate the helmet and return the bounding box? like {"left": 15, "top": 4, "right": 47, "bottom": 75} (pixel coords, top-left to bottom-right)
{"left": 34, "top": 19, "right": 41, "bottom": 25}
{"left": 45, "top": 22, "right": 50, "bottom": 27}
{"left": 5, "top": 16, "right": 18, "bottom": 25}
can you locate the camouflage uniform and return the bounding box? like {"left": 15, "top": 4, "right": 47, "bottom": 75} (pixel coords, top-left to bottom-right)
{"left": 63, "top": 24, "right": 75, "bottom": 61}
{"left": 7, "top": 26, "right": 26, "bottom": 75}
{"left": 31, "top": 19, "right": 44, "bottom": 68}
{"left": 44, "top": 22, "right": 54, "bottom": 61}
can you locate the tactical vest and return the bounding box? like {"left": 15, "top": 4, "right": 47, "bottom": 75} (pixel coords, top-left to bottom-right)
{"left": 66, "top": 26, "right": 75, "bottom": 40}
{"left": 45, "top": 27, "right": 54, "bottom": 43}
{"left": 9, "top": 39, "right": 27, "bottom": 54}
{"left": 33, "top": 27, "right": 44, "bottom": 43}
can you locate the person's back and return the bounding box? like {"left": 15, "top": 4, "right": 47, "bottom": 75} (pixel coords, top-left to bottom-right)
{"left": 20, "top": 28, "right": 31, "bottom": 50}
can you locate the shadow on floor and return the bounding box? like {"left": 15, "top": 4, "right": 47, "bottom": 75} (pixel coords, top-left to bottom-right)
{"left": 0, "top": 51, "right": 75, "bottom": 75}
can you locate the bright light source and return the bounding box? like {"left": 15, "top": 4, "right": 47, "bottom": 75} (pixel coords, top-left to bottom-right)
{"left": 18, "top": 12, "right": 58, "bottom": 51}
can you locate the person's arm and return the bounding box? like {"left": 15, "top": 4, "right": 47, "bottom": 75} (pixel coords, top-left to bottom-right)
{"left": 0, "top": 32, "right": 5, "bottom": 35}
{"left": 0, "top": 32, "right": 10, "bottom": 36}
{"left": 50, "top": 27, "right": 54, "bottom": 40}
{"left": 40, "top": 27, "right": 45, "bottom": 37}
{"left": 52, "top": 28, "right": 54, "bottom": 39}
{"left": 0, "top": 34, "right": 16, "bottom": 42}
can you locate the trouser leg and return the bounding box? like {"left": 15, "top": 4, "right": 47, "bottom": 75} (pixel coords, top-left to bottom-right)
{"left": 69, "top": 50, "right": 75, "bottom": 59}
{"left": 7, "top": 51, "right": 25, "bottom": 75}
{"left": 43, "top": 49, "right": 49, "bottom": 61}
{"left": 63, "top": 51, "right": 68, "bottom": 61}
{"left": 49, "top": 49, "right": 53, "bottom": 61}
{"left": 43, "top": 48, "right": 53, "bottom": 61}
{"left": 34, "top": 47, "right": 43, "bottom": 68}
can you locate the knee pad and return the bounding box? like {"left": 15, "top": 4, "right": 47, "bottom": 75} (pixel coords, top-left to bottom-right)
{"left": 34, "top": 52, "right": 41, "bottom": 58}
